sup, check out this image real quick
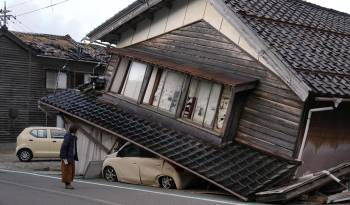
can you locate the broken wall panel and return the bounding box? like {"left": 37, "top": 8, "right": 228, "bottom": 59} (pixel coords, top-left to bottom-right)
{"left": 74, "top": 123, "right": 117, "bottom": 175}
{"left": 256, "top": 162, "right": 350, "bottom": 203}
{"left": 298, "top": 104, "right": 350, "bottom": 176}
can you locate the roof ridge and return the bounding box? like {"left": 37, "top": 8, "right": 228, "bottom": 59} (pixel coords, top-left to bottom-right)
{"left": 11, "top": 30, "right": 71, "bottom": 39}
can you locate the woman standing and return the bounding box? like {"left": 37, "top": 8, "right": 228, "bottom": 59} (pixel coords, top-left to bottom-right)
{"left": 60, "top": 124, "right": 79, "bottom": 189}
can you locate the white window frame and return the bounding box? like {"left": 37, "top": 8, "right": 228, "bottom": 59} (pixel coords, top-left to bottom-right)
{"left": 119, "top": 61, "right": 148, "bottom": 101}
{"left": 182, "top": 77, "right": 232, "bottom": 133}
{"left": 143, "top": 68, "right": 186, "bottom": 115}
{"left": 46, "top": 71, "right": 67, "bottom": 89}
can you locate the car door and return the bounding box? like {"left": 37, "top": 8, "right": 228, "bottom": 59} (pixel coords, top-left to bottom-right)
{"left": 136, "top": 150, "right": 163, "bottom": 186}
{"left": 49, "top": 129, "right": 65, "bottom": 157}
{"left": 114, "top": 145, "right": 141, "bottom": 184}
{"left": 29, "top": 129, "right": 51, "bottom": 157}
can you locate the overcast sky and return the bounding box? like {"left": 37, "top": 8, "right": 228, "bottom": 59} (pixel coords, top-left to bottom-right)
{"left": 3, "top": 0, "right": 350, "bottom": 41}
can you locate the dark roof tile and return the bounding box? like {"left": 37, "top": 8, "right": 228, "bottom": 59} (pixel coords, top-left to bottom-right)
{"left": 12, "top": 31, "right": 107, "bottom": 62}
{"left": 224, "top": 0, "right": 350, "bottom": 97}
{"left": 39, "top": 90, "right": 298, "bottom": 199}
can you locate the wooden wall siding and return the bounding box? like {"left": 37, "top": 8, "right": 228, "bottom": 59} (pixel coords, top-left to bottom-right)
{"left": 0, "top": 36, "right": 31, "bottom": 142}
{"left": 27, "top": 59, "right": 52, "bottom": 128}
{"left": 127, "top": 20, "right": 304, "bottom": 157}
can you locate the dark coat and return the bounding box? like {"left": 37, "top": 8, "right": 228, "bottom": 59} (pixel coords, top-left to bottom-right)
{"left": 60, "top": 133, "right": 78, "bottom": 163}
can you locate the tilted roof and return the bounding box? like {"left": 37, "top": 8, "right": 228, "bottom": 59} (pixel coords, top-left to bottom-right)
{"left": 12, "top": 31, "right": 107, "bottom": 63}
{"left": 225, "top": 0, "right": 350, "bottom": 97}
{"left": 39, "top": 90, "right": 298, "bottom": 201}
{"left": 87, "top": 0, "right": 350, "bottom": 98}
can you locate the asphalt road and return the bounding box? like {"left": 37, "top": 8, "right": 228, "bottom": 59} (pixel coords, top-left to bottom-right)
{"left": 0, "top": 169, "right": 258, "bottom": 205}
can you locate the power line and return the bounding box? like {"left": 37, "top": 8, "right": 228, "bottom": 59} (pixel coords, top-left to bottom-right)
{"left": 9, "top": 19, "right": 21, "bottom": 30}
{"left": 13, "top": 18, "right": 33, "bottom": 32}
{"left": 8, "top": 0, "right": 33, "bottom": 9}
{"left": 16, "top": 0, "right": 71, "bottom": 17}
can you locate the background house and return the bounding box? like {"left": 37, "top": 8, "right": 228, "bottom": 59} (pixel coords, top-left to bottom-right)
{"left": 0, "top": 25, "right": 107, "bottom": 143}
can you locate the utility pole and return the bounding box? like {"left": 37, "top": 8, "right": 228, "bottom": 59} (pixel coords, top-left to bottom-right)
{"left": 0, "top": 2, "right": 15, "bottom": 28}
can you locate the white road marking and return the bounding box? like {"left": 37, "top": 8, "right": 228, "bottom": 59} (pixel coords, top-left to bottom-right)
{"left": 0, "top": 179, "right": 123, "bottom": 205}
{"left": 0, "top": 168, "right": 251, "bottom": 205}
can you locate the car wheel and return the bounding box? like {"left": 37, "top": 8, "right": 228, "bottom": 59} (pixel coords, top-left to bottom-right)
{"left": 103, "top": 166, "right": 118, "bottom": 182}
{"left": 17, "top": 149, "right": 33, "bottom": 162}
{"left": 159, "top": 176, "right": 176, "bottom": 189}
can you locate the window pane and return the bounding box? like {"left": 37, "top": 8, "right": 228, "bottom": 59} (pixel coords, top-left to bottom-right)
{"left": 84, "top": 74, "right": 91, "bottom": 84}
{"left": 37, "top": 130, "right": 47, "bottom": 138}
{"left": 46, "top": 71, "right": 57, "bottom": 89}
{"left": 56, "top": 115, "right": 64, "bottom": 128}
{"left": 30, "top": 130, "right": 38, "bottom": 137}
{"left": 51, "top": 129, "right": 66, "bottom": 139}
{"left": 215, "top": 86, "right": 232, "bottom": 131}
{"left": 75, "top": 73, "right": 85, "bottom": 87}
{"left": 204, "top": 83, "right": 222, "bottom": 129}
{"left": 110, "top": 58, "right": 129, "bottom": 93}
{"left": 152, "top": 70, "right": 167, "bottom": 107}
{"left": 183, "top": 78, "right": 199, "bottom": 119}
{"left": 158, "top": 71, "right": 185, "bottom": 114}
{"left": 143, "top": 67, "right": 159, "bottom": 104}
{"left": 192, "top": 80, "right": 211, "bottom": 125}
{"left": 57, "top": 72, "right": 67, "bottom": 89}
{"left": 31, "top": 129, "right": 47, "bottom": 138}
{"left": 122, "top": 61, "right": 147, "bottom": 100}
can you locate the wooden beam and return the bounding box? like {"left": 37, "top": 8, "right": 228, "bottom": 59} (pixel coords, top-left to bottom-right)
{"left": 138, "top": 64, "right": 153, "bottom": 104}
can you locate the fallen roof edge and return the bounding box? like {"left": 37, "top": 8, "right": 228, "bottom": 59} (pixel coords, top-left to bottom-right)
{"left": 210, "top": 0, "right": 311, "bottom": 102}
{"left": 38, "top": 99, "right": 249, "bottom": 201}
{"left": 35, "top": 55, "right": 104, "bottom": 64}
{"left": 256, "top": 162, "right": 350, "bottom": 202}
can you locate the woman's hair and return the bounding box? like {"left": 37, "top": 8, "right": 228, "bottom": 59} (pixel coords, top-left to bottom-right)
{"left": 69, "top": 124, "right": 79, "bottom": 134}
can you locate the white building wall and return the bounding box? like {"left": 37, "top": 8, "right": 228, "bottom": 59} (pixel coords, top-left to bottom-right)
{"left": 117, "top": 0, "right": 209, "bottom": 48}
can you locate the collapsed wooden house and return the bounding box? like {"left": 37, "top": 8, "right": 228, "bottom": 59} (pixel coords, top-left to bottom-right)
{"left": 39, "top": 0, "right": 350, "bottom": 202}
{"left": 0, "top": 26, "right": 106, "bottom": 142}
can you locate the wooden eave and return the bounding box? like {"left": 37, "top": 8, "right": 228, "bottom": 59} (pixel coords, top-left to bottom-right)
{"left": 109, "top": 48, "right": 258, "bottom": 91}
{"left": 87, "top": 0, "right": 170, "bottom": 42}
